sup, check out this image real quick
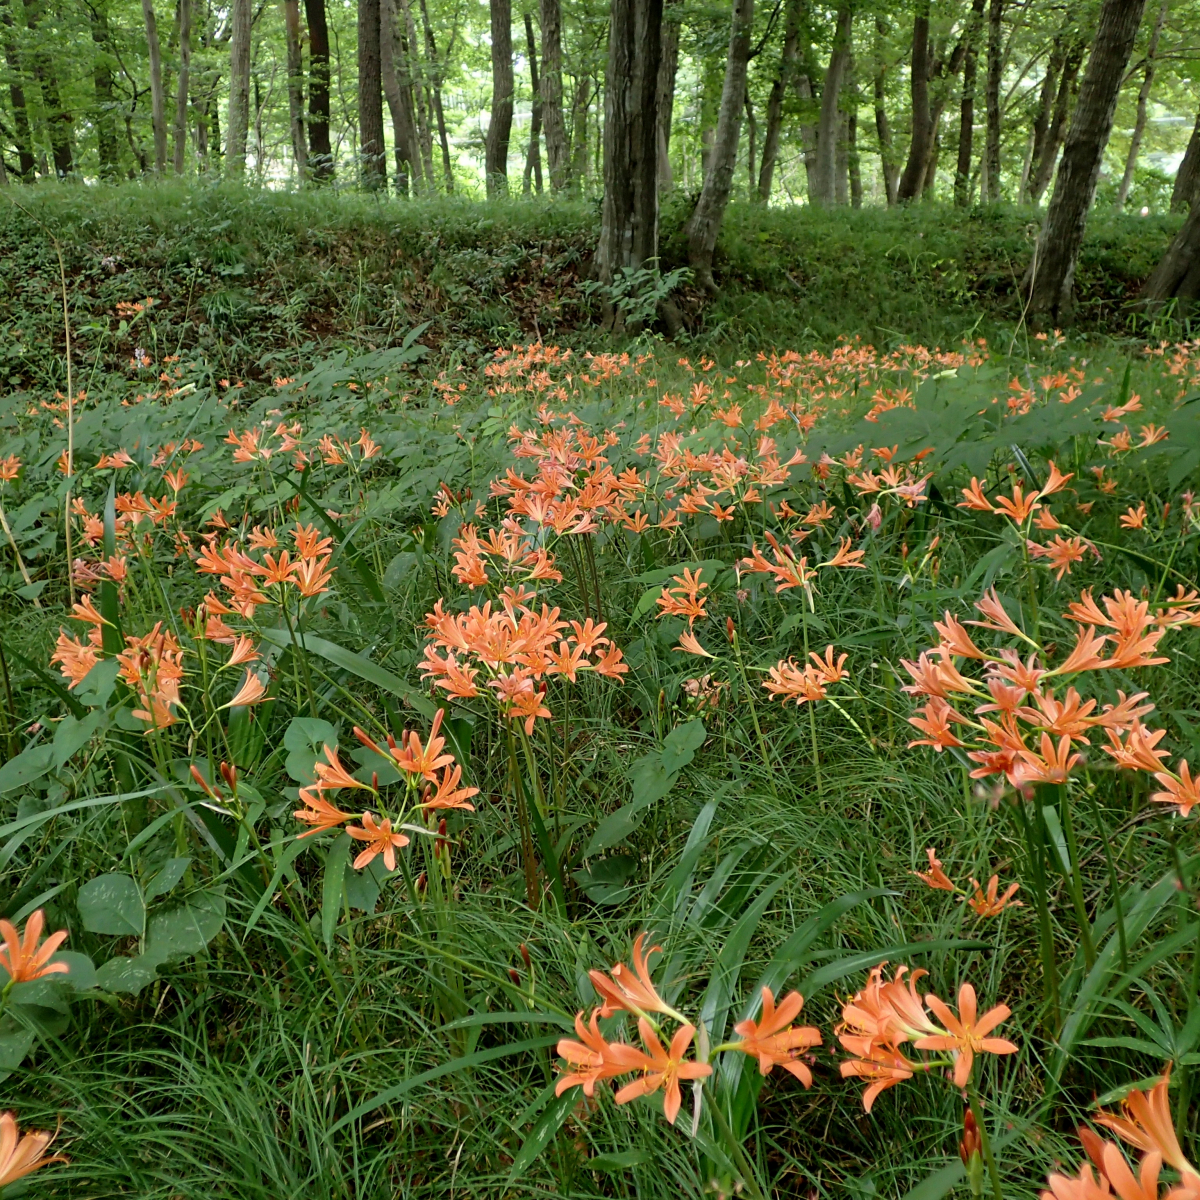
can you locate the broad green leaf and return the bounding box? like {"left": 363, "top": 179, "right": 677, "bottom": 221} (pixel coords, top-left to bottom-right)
{"left": 78, "top": 873, "right": 145, "bottom": 937}
{"left": 143, "top": 891, "right": 226, "bottom": 965}
{"left": 283, "top": 716, "right": 338, "bottom": 784}
{"left": 51, "top": 951, "right": 97, "bottom": 991}
{"left": 661, "top": 719, "right": 706, "bottom": 773}
{"left": 0, "top": 742, "right": 55, "bottom": 796}
{"left": 95, "top": 954, "right": 159, "bottom": 995}
{"left": 321, "top": 834, "right": 351, "bottom": 950}
{"left": 52, "top": 708, "right": 112, "bottom": 769}
{"left": 145, "top": 857, "right": 192, "bottom": 903}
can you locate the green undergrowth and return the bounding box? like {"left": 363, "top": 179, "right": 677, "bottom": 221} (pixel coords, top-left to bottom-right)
{"left": 0, "top": 182, "right": 1183, "bottom": 395}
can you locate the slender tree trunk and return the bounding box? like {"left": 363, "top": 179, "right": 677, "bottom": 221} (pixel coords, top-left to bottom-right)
{"left": 172, "top": 0, "right": 192, "bottom": 173}
{"left": 835, "top": 109, "right": 849, "bottom": 203}
{"left": 955, "top": 0, "right": 985, "bottom": 204}
{"left": 485, "top": 0, "right": 513, "bottom": 194}
{"left": 380, "top": 0, "right": 416, "bottom": 191}
{"left": 569, "top": 73, "right": 591, "bottom": 190}
{"left": 983, "top": 0, "right": 1003, "bottom": 199}
{"left": 796, "top": 73, "right": 818, "bottom": 197}
{"left": 1024, "top": 35, "right": 1064, "bottom": 201}
{"left": 744, "top": 86, "right": 757, "bottom": 193}
{"left": 539, "top": 0, "right": 567, "bottom": 189}
{"left": 25, "top": 0, "right": 73, "bottom": 176}
{"left": 873, "top": 19, "right": 898, "bottom": 204}
{"left": 1027, "top": 0, "right": 1150, "bottom": 322}
{"left": 597, "top": 0, "right": 662, "bottom": 331}
{"left": 226, "top": 0, "right": 252, "bottom": 173}
{"left": 3, "top": 0, "right": 36, "bottom": 178}
{"left": 656, "top": 0, "right": 679, "bottom": 191}
{"left": 90, "top": 5, "right": 120, "bottom": 179}
{"left": 811, "top": 5, "right": 852, "bottom": 205}
{"left": 400, "top": 0, "right": 433, "bottom": 184}
{"left": 304, "top": 0, "right": 333, "bottom": 177}
{"left": 358, "top": 0, "right": 385, "bottom": 187}
{"left": 1115, "top": 0, "right": 1167, "bottom": 211}
{"left": 1171, "top": 107, "right": 1200, "bottom": 212}
{"left": 757, "top": 0, "right": 801, "bottom": 201}
{"left": 522, "top": 11, "right": 542, "bottom": 192}
{"left": 848, "top": 104, "right": 862, "bottom": 206}
{"left": 685, "top": 0, "right": 753, "bottom": 291}
{"left": 281, "top": 0, "right": 306, "bottom": 177}
{"left": 417, "top": 0, "right": 452, "bottom": 190}
{"left": 897, "top": 2, "right": 931, "bottom": 201}
{"left": 1029, "top": 38, "right": 1084, "bottom": 203}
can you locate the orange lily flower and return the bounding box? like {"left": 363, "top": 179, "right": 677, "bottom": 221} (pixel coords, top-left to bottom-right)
{"left": 1150, "top": 761, "right": 1200, "bottom": 818}
{"left": 0, "top": 910, "right": 69, "bottom": 984}
{"left": 731, "top": 987, "right": 822, "bottom": 1083}
{"left": 554, "top": 1009, "right": 643, "bottom": 1097}
{"left": 959, "top": 478, "right": 993, "bottom": 511}
{"left": 823, "top": 537, "right": 866, "bottom": 568}
{"left": 589, "top": 933, "right": 683, "bottom": 1021}
{"left": 391, "top": 709, "right": 455, "bottom": 781}
{"left": 613, "top": 1019, "right": 712, "bottom": 1125}
{"left": 0, "top": 1113, "right": 67, "bottom": 1188}
{"left": 313, "top": 744, "right": 373, "bottom": 793}
{"left": 839, "top": 1044, "right": 917, "bottom": 1113}
{"left": 347, "top": 813, "right": 410, "bottom": 871}
{"left": 917, "top": 982, "right": 1018, "bottom": 1086}
{"left": 677, "top": 630, "right": 714, "bottom": 657}
{"left": 966, "top": 875, "right": 1022, "bottom": 916}
{"left": 912, "top": 848, "right": 955, "bottom": 891}
{"left": 421, "top": 763, "right": 480, "bottom": 811}
{"left": 1096, "top": 1072, "right": 1196, "bottom": 1176}
{"left": 293, "top": 786, "right": 358, "bottom": 837}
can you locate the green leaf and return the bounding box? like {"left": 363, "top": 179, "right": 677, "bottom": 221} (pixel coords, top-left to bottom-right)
{"left": 52, "top": 708, "right": 112, "bottom": 769}
{"left": 586, "top": 1151, "right": 651, "bottom": 1173}
{"left": 321, "top": 834, "right": 351, "bottom": 951}
{"left": 143, "top": 891, "right": 226, "bottom": 965}
{"left": 0, "top": 1028, "right": 35, "bottom": 1078}
{"left": 145, "top": 857, "right": 192, "bottom": 903}
{"left": 51, "top": 951, "right": 97, "bottom": 991}
{"left": 95, "top": 953, "right": 159, "bottom": 996}
{"left": 504, "top": 1086, "right": 575, "bottom": 1186}
{"left": 800, "top": 938, "right": 990, "bottom": 996}
{"left": 0, "top": 742, "right": 54, "bottom": 795}
{"left": 661, "top": 719, "right": 706, "bottom": 774}
{"left": 77, "top": 873, "right": 145, "bottom": 937}
{"left": 584, "top": 752, "right": 678, "bottom": 857}
{"left": 283, "top": 716, "right": 338, "bottom": 784}
{"left": 73, "top": 658, "right": 121, "bottom": 708}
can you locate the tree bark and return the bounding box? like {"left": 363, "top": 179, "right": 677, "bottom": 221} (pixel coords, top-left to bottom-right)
{"left": 226, "top": 0, "right": 252, "bottom": 173}
{"left": 2, "top": 0, "right": 36, "bottom": 178}
{"left": 656, "top": 0, "right": 680, "bottom": 191}
{"left": 281, "top": 0, "right": 306, "bottom": 177}
{"left": 569, "top": 72, "right": 591, "bottom": 190}
{"left": 399, "top": 0, "right": 433, "bottom": 184}
{"left": 983, "top": 0, "right": 1003, "bottom": 199}
{"left": 848, "top": 104, "right": 862, "bottom": 206}
{"left": 1028, "top": 37, "right": 1084, "bottom": 203}
{"left": 25, "top": 0, "right": 73, "bottom": 176}
{"left": 172, "top": 0, "right": 192, "bottom": 173}
{"left": 873, "top": 18, "right": 898, "bottom": 205}
{"left": 897, "top": 2, "right": 931, "bottom": 201}
{"left": 1027, "top": 0, "right": 1150, "bottom": 323}
{"left": 417, "top": 0, "right": 453, "bottom": 190}
{"left": 90, "top": 4, "right": 120, "bottom": 179}
{"left": 1023, "top": 35, "right": 1064, "bottom": 202}
{"left": 1171, "top": 107, "right": 1200, "bottom": 212}
{"left": 596, "top": 0, "right": 662, "bottom": 329}
{"left": 811, "top": 5, "right": 852, "bottom": 205}
{"left": 380, "top": 0, "right": 418, "bottom": 191}
{"left": 358, "top": 0, "right": 385, "bottom": 187}
{"left": 1140, "top": 199, "right": 1200, "bottom": 311}
{"left": 685, "top": 0, "right": 753, "bottom": 292}
{"left": 304, "top": 0, "right": 333, "bottom": 177}
{"left": 538, "top": 0, "right": 567, "bottom": 189}
{"left": 1115, "top": 0, "right": 1167, "bottom": 211}
{"left": 484, "top": 0, "right": 513, "bottom": 194}
{"left": 757, "top": 0, "right": 801, "bottom": 202}
{"left": 744, "top": 86, "right": 757, "bottom": 193}
{"left": 955, "top": 0, "right": 985, "bottom": 205}
{"left": 522, "top": 11, "right": 542, "bottom": 193}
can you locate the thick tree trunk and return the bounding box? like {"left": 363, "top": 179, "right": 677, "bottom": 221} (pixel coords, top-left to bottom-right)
{"left": 811, "top": 6, "right": 852, "bottom": 205}
{"left": 281, "top": 0, "right": 306, "bottom": 177}
{"left": 1024, "top": 35, "right": 1064, "bottom": 202}
{"left": 226, "top": 0, "right": 252, "bottom": 173}
{"left": 873, "top": 19, "right": 898, "bottom": 205}
{"left": 485, "top": 0, "right": 513, "bottom": 194}
{"left": 417, "top": 0, "right": 452, "bottom": 190}
{"left": 358, "top": 0, "right": 386, "bottom": 187}
{"left": 685, "top": 0, "right": 753, "bottom": 291}
{"left": 3, "top": 0, "right": 36, "bottom": 178}
{"left": 173, "top": 0, "right": 192, "bottom": 173}
{"left": 795, "top": 73, "right": 818, "bottom": 197}
{"left": 25, "top": 0, "right": 73, "bottom": 176}
{"left": 1029, "top": 38, "right": 1084, "bottom": 203}
{"left": 596, "top": 0, "right": 662, "bottom": 330}
{"left": 757, "top": 0, "right": 801, "bottom": 202}
{"left": 304, "top": 0, "right": 333, "bottom": 177}
{"left": 523, "top": 11, "right": 542, "bottom": 193}
{"left": 983, "top": 0, "right": 1003, "bottom": 199}
{"left": 1027, "top": 0, "right": 1150, "bottom": 323}
{"left": 1115, "top": 0, "right": 1167, "bottom": 211}
{"left": 90, "top": 5, "right": 120, "bottom": 179}
{"left": 539, "top": 0, "right": 567, "bottom": 189}
{"left": 380, "top": 0, "right": 418, "bottom": 192}
{"left": 1171, "top": 108, "right": 1200, "bottom": 212}
{"left": 656, "top": 0, "right": 680, "bottom": 190}
{"left": 1140, "top": 198, "right": 1200, "bottom": 310}
{"left": 897, "top": 2, "right": 930, "bottom": 201}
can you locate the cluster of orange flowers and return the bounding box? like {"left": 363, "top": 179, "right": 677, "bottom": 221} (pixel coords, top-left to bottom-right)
{"left": 195, "top": 521, "right": 335, "bottom": 615}
{"left": 764, "top": 645, "right": 851, "bottom": 706}
{"left": 904, "top": 586, "right": 1200, "bottom": 814}
{"left": 555, "top": 935, "right": 820, "bottom": 1125}
{"left": 837, "top": 965, "right": 1017, "bottom": 1111}
{"left": 420, "top": 594, "right": 626, "bottom": 732}
{"left": 449, "top": 522, "right": 562, "bottom": 590}
{"left": 224, "top": 422, "right": 380, "bottom": 470}
{"left": 290, "top": 709, "right": 478, "bottom": 871}
{"left": 912, "top": 847, "right": 1023, "bottom": 916}
{"left": 1043, "top": 1077, "right": 1200, "bottom": 1200}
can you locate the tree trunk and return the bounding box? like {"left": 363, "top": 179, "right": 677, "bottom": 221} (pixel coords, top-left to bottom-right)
{"left": 873, "top": 18, "right": 898, "bottom": 205}
{"left": 522, "top": 11, "right": 542, "bottom": 193}
{"left": 400, "top": 0, "right": 434, "bottom": 184}
{"left": 90, "top": 5, "right": 120, "bottom": 179}
{"left": 172, "top": 0, "right": 192, "bottom": 173}
{"left": 811, "top": 5, "right": 852, "bottom": 205}
{"left": 1023, "top": 35, "right": 1064, "bottom": 202}
{"left": 358, "top": 0, "right": 385, "bottom": 187}
{"left": 757, "top": 0, "right": 800, "bottom": 202}
{"left": 954, "top": 2, "right": 982, "bottom": 204}
{"left": 1029, "top": 37, "right": 1084, "bottom": 203}
{"left": 226, "top": 0, "right": 252, "bottom": 173}
{"left": 1115, "top": 0, "right": 1167, "bottom": 211}
{"left": 1171, "top": 108, "right": 1200, "bottom": 212}
{"left": 539, "top": 0, "right": 567, "bottom": 189}
{"left": 596, "top": 0, "right": 661, "bottom": 330}
{"left": 281, "top": 0, "right": 306, "bottom": 177}
{"left": 417, "top": 0, "right": 453, "bottom": 190}
{"left": 685, "top": 0, "right": 753, "bottom": 291}
{"left": 569, "top": 73, "right": 591, "bottom": 190}
{"left": 1140, "top": 199, "right": 1200, "bottom": 311}
{"left": 304, "top": 0, "right": 333, "bottom": 177}
{"left": 848, "top": 104, "right": 862, "bottom": 206}
{"left": 25, "top": 0, "right": 73, "bottom": 176}
{"left": 1027, "top": 0, "right": 1150, "bottom": 323}
{"left": 744, "top": 87, "right": 757, "bottom": 193}
{"left": 897, "top": 2, "right": 930, "bottom": 201}
{"left": 795, "top": 73, "right": 818, "bottom": 197}
{"left": 983, "top": 0, "right": 1003, "bottom": 200}
{"left": 656, "top": 0, "right": 679, "bottom": 190}
{"left": 485, "top": 0, "right": 513, "bottom": 194}
{"left": 3, "top": 0, "right": 36, "bottom": 178}
{"left": 380, "top": 0, "right": 418, "bottom": 192}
